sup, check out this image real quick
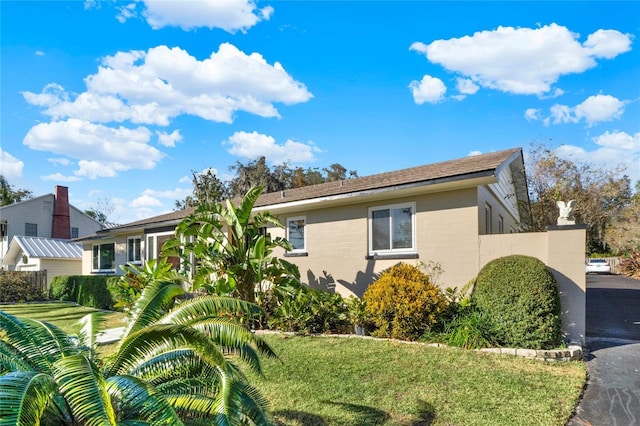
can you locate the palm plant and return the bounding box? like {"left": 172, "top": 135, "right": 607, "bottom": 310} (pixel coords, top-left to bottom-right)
{"left": 0, "top": 279, "right": 276, "bottom": 425}
{"left": 164, "top": 186, "right": 300, "bottom": 302}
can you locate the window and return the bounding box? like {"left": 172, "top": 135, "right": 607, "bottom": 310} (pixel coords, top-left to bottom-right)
{"left": 127, "top": 236, "right": 142, "bottom": 264}
{"left": 71, "top": 227, "right": 79, "bottom": 238}
{"left": 485, "top": 204, "right": 492, "bottom": 234}
{"left": 146, "top": 232, "right": 180, "bottom": 269}
{"left": 369, "top": 203, "right": 415, "bottom": 254}
{"left": 92, "top": 243, "right": 115, "bottom": 272}
{"left": 287, "top": 217, "right": 306, "bottom": 252}
{"left": 498, "top": 215, "right": 504, "bottom": 234}
{"left": 25, "top": 223, "right": 37, "bottom": 237}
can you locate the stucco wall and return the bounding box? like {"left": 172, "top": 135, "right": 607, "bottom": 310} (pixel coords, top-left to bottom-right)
{"left": 479, "top": 226, "right": 586, "bottom": 344}
{"left": 274, "top": 188, "right": 480, "bottom": 298}
{"left": 41, "top": 258, "right": 82, "bottom": 287}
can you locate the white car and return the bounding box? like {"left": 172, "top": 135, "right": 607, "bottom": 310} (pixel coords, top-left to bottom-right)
{"left": 585, "top": 258, "right": 611, "bottom": 274}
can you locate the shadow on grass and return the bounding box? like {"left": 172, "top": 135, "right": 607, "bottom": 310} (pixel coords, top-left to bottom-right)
{"left": 405, "top": 399, "right": 436, "bottom": 425}
{"left": 273, "top": 410, "right": 327, "bottom": 425}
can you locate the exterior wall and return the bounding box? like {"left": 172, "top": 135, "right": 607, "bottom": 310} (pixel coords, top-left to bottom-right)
{"left": 81, "top": 235, "right": 128, "bottom": 275}
{"left": 273, "top": 188, "right": 480, "bottom": 298}
{"left": 0, "top": 195, "right": 103, "bottom": 259}
{"left": 477, "top": 186, "right": 520, "bottom": 235}
{"left": 40, "top": 259, "right": 82, "bottom": 287}
{"left": 479, "top": 226, "right": 587, "bottom": 344}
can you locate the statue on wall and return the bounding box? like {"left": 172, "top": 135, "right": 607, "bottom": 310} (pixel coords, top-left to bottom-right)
{"left": 556, "top": 200, "right": 576, "bottom": 225}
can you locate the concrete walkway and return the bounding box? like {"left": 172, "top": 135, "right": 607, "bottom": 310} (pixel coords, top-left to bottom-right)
{"left": 96, "top": 326, "right": 125, "bottom": 344}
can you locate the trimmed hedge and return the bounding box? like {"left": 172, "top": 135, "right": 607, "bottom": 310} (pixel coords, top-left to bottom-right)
{"left": 363, "top": 263, "right": 447, "bottom": 341}
{"left": 0, "top": 271, "right": 47, "bottom": 303}
{"left": 49, "top": 275, "right": 119, "bottom": 310}
{"left": 472, "top": 255, "right": 562, "bottom": 350}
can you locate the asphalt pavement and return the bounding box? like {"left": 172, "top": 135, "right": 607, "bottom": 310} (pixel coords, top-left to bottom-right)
{"left": 567, "top": 274, "right": 640, "bottom": 426}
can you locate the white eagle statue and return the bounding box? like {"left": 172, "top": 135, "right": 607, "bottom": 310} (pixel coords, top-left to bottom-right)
{"left": 556, "top": 200, "right": 576, "bottom": 225}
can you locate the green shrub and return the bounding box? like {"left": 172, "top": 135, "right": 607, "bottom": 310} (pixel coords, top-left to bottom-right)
{"left": 444, "top": 309, "right": 499, "bottom": 349}
{"left": 472, "top": 255, "right": 562, "bottom": 349}
{"left": 0, "top": 271, "right": 46, "bottom": 303}
{"left": 49, "top": 275, "right": 116, "bottom": 309}
{"left": 363, "top": 263, "right": 447, "bottom": 341}
{"left": 267, "top": 286, "right": 351, "bottom": 334}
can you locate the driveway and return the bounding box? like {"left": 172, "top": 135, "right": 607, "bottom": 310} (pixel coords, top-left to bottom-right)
{"left": 568, "top": 274, "right": 640, "bottom": 426}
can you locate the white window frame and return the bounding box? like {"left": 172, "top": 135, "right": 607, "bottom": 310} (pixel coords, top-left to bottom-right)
{"left": 92, "top": 242, "right": 115, "bottom": 273}
{"left": 145, "top": 231, "right": 175, "bottom": 260}
{"left": 127, "top": 236, "right": 142, "bottom": 264}
{"left": 498, "top": 215, "right": 504, "bottom": 234}
{"left": 368, "top": 202, "right": 416, "bottom": 255}
{"left": 286, "top": 216, "right": 306, "bottom": 253}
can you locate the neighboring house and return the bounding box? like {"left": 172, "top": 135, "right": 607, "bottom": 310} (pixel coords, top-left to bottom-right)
{"left": 0, "top": 185, "right": 104, "bottom": 272}
{"left": 79, "top": 147, "right": 531, "bottom": 292}
{"left": 1, "top": 236, "right": 83, "bottom": 286}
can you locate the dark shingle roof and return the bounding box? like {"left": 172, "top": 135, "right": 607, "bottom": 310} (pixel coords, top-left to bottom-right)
{"left": 86, "top": 147, "right": 522, "bottom": 236}
{"left": 254, "top": 147, "right": 521, "bottom": 207}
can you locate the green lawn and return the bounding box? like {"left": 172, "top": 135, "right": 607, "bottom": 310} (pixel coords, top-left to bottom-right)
{"left": 251, "top": 334, "right": 586, "bottom": 426}
{"left": 0, "top": 303, "right": 586, "bottom": 425}
{"left": 0, "top": 301, "right": 127, "bottom": 334}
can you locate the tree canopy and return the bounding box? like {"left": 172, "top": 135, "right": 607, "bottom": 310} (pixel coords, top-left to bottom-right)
{"left": 0, "top": 175, "right": 32, "bottom": 206}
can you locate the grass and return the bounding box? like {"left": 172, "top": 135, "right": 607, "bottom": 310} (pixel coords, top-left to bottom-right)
{"left": 0, "top": 301, "right": 127, "bottom": 334}
{"left": 1, "top": 303, "right": 586, "bottom": 425}
{"left": 251, "top": 334, "right": 586, "bottom": 426}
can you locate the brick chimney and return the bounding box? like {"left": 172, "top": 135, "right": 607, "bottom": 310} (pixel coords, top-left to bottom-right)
{"left": 52, "top": 185, "right": 71, "bottom": 239}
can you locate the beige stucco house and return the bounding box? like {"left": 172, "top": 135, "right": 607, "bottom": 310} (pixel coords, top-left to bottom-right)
{"left": 78, "top": 148, "right": 587, "bottom": 343}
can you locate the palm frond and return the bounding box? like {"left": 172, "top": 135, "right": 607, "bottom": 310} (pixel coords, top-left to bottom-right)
{"left": 106, "top": 324, "right": 227, "bottom": 378}
{"left": 127, "top": 349, "right": 216, "bottom": 385}
{"left": 236, "top": 186, "right": 264, "bottom": 226}
{"left": 0, "top": 311, "right": 56, "bottom": 372}
{"left": 210, "top": 367, "right": 273, "bottom": 426}
{"left": 123, "top": 280, "right": 185, "bottom": 338}
{"left": 52, "top": 354, "right": 117, "bottom": 426}
{"left": 0, "top": 371, "right": 57, "bottom": 426}
{"left": 106, "top": 374, "right": 184, "bottom": 425}
{"left": 0, "top": 341, "right": 35, "bottom": 373}
{"left": 159, "top": 295, "right": 262, "bottom": 325}
{"left": 22, "top": 318, "right": 78, "bottom": 362}
{"left": 77, "top": 312, "right": 106, "bottom": 358}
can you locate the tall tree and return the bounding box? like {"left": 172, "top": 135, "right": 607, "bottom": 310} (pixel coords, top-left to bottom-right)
{"left": 85, "top": 198, "right": 115, "bottom": 225}
{"left": 526, "top": 144, "right": 632, "bottom": 253}
{"left": 175, "top": 168, "right": 228, "bottom": 210}
{"left": 0, "top": 175, "right": 32, "bottom": 206}
{"left": 228, "top": 157, "right": 285, "bottom": 198}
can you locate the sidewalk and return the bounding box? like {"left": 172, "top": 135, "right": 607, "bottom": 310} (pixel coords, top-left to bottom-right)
{"left": 96, "top": 327, "right": 125, "bottom": 344}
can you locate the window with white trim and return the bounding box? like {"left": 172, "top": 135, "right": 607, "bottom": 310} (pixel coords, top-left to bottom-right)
{"left": 369, "top": 202, "right": 415, "bottom": 254}
{"left": 92, "top": 243, "right": 115, "bottom": 272}
{"left": 146, "top": 231, "right": 180, "bottom": 269}
{"left": 127, "top": 236, "right": 142, "bottom": 264}
{"left": 25, "top": 223, "right": 37, "bottom": 237}
{"left": 287, "top": 217, "right": 306, "bottom": 252}
{"left": 498, "top": 215, "right": 504, "bottom": 234}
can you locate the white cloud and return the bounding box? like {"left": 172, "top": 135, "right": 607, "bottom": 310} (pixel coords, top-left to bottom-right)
{"left": 0, "top": 148, "right": 24, "bottom": 179}
{"left": 48, "top": 157, "right": 71, "bottom": 166}
{"left": 142, "top": 187, "right": 193, "bottom": 200}
{"left": 23, "top": 43, "right": 312, "bottom": 126}
{"left": 178, "top": 175, "right": 191, "bottom": 184}
{"left": 42, "top": 173, "right": 81, "bottom": 182}
{"left": 23, "top": 119, "right": 164, "bottom": 178}
{"left": 409, "top": 75, "right": 447, "bottom": 104}
{"left": 456, "top": 78, "right": 479, "bottom": 96}
{"left": 468, "top": 150, "right": 482, "bottom": 156}
{"left": 524, "top": 108, "right": 540, "bottom": 121}
{"left": 224, "top": 131, "right": 319, "bottom": 164}
{"left": 35, "top": 50, "right": 45, "bottom": 56}
{"left": 118, "top": 0, "right": 272, "bottom": 33}
{"left": 549, "top": 94, "right": 627, "bottom": 126}
{"left": 410, "top": 24, "right": 632, "bottom": 96}
{"left": 554, "top": 131, "right": 640, "bottom": 184}
{"left": 156, "top": 129, "right": 182, "bottom": 147}
{"left": 131, "top": 194, "right": 163, "bottom": 208}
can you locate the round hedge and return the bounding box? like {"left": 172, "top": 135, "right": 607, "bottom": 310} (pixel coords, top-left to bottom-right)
{"left": 363, "top": 263, "right": 447, "bottom": 341}
{"left": 472, "top": 255, "right": 562, "bottom": 349}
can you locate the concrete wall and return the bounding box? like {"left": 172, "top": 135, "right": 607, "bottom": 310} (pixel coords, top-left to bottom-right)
{"left": 479, "top": 225, "right": 586, "bottom": 344}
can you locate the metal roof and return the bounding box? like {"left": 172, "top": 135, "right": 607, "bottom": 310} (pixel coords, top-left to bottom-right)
{"left": 11, "top": 236, "right": 83, "bottom": 259}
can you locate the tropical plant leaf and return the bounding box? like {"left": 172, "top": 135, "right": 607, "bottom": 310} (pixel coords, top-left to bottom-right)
{"left": 123, "top": 280, "right": 185, "bottom": 338}
{"left": 77, "top": 312, "right": 106, "bottom": 359}
{"left": 52, "top": 354, "right": 117, "bottom": 426}
{"left": 0, "top": 341, "right": 34, "bottom": 374}
{"left": 106, "top": 374, "right": 184, "bottom": 425}
{"left": 159, "top": 296, "right": 262, "bottom": 326}
{"left": 0, "top": 371, "right": 57, "bottom": 426}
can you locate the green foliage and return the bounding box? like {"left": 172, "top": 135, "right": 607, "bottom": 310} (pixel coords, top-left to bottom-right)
{"left": 267, "top": 286, "right": 351, "bottom": 334}
{"left": 363, "top": 263, "right": 447, "bottom": 341}
{"left": 49, "top": 275, "right": 115, "bottom": 310}
{"left": 109, "top": 258, "right": 182, "bottom": 312}
{"left": 472, "top": 255, "right": 562, "bottom": 349}
{"left": 0, "top": 271, "right": 46, "bottom": 303}
{"left": 0, "top": 280, "right": 276, "bottom": 425}
{"left": 165, "top": 186, "right": 300, "bottom": 302}
{"left": 444, "top": 309, "right": 500, "bottom": 349}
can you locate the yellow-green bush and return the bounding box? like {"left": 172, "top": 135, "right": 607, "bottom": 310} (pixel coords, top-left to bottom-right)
{"left": 363, "top": 263, "right": 447, "bottom": 340}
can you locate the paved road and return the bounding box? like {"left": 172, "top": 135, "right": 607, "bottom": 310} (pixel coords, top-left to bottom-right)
{"left": 568, "top": 274, "right": 640, "bottom": 426}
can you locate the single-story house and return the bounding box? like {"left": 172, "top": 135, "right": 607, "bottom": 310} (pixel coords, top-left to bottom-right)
{"left": 1, "top": 236, "right": 83, "bottom": 287}
{"left": 78, "top": 147, "right": 587, "bottom": 343}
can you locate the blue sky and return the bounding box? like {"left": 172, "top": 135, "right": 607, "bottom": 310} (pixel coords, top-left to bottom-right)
{"left": 2, "top": 1, "right": 639, "bottom": 224}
